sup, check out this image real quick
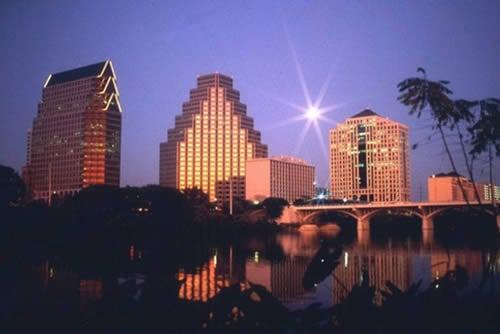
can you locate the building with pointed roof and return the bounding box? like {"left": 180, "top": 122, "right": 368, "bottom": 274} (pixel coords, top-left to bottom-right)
{"left": 26, "top": 60, "right": 122, "bottom": 202}
{"left": 329, "top": 109, "right": 410, "bottom": 202}
{"left": 159, "top": 73, "right": 267, "bottom": 202}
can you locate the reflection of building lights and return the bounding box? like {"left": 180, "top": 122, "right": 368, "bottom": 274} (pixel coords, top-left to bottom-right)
{"left": 254, "top": 251, "right": 259, "bottom": 263}
{"left": 129, "top": 245, "right": 135, "bottom": 260}
{"left": 435, "top": 284, "right": 440, "bottom": 289}
{"left": 320, "top": 258, "right": 325, "bottom": 263}
{"left": 344, "top": 252, "right": 348, "bottom": 268}
{"left": 49, "top": 267, "right": 55, "bottom": 279}
{"left": 213, "top": 254, "right": 217, "bottom": 267}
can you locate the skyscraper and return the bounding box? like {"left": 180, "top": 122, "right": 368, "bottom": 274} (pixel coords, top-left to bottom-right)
{"left": 159, "top": 73, "right": 267, "bottom": 201}
{"left": 329, "top": 109, "right": 410, "bottom": 202}
{"left": 27, "top": 60, "right": 122, "bottom": 202}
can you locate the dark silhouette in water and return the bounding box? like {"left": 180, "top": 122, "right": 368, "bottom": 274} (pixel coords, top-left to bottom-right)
{"left": 302, "top": 239, "right": 342, "bottom": 289}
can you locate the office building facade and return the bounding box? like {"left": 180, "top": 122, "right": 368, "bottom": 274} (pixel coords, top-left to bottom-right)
{"left": 27, "top": 60, "right": 122, "bottom": 201}
{"left": 245, "top": 156, "right": 315, "bottom": 203}
{"left": 329, "top": 109, "right": 410, "bottom": 202}
{"left": 428, "top": 172, "right": 500, "bottom": 202}
{"left": 159, "top": 73, "right": 267, "bottom": 201}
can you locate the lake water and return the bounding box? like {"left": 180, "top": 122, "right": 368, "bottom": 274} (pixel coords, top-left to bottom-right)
{"left": 4, "top": 228, "right": 498, "bottom": 314}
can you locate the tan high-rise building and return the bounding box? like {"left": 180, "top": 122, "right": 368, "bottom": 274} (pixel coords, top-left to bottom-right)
{"left": 329, "top": 109, "right": 410, "bottom": 202}
{"left": 27, "top": 60, "right": 122, "bottom": 202}
{"left": 246, "top": 156, "right": 315, "bottom": 203}
{"left": 159, "top": 73, "right": 267, "bottom": 201}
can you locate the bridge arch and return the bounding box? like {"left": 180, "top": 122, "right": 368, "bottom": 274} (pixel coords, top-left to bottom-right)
{"left": 360, "top": 207, "right": 424, "bottom": 222}
{"left": 426, "top": 206, "right": 496, "bottom": 221}
{"left": 301, "top": 209, "right": 358, "bottom": 224}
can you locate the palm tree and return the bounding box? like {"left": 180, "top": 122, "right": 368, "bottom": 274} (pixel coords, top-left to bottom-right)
{"left": 468, "top": 98, "right": 500, "bottom": 206}
{"left": 452, "top": 99, "right": 482, "bottom": 204}
{"left": 397, "top": 68, "right": 471, "bottom": 204}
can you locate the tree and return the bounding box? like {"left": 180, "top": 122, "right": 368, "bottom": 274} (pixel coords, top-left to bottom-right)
{"left": 468, "top": 98, "right": 500, "bottom": 158}
{"left": 0, "top": 165, "right": 25, "bottom": 208}
{"left": 262, "top": 197, "right": 289, "bottom": 222}
{"left": 68, "top": 185, "right": 123, "bottom": 223}
{"left": 183, "top": 187, "right": 210, "bottom": 223}
{"left": 468, "top": 98, "right": 500, "bottom": 205}
{"left": 141, "top": 185, "right": 192, "bottom": 224}
{"left": 397, "top": 68, "right": 472, "bottom": 204}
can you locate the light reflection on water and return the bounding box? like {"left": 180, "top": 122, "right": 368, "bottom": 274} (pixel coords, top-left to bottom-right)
{"left": 11, "top": 231, "right": 499, "bottom": 312}
{"left": 174, "top": 232, "right": 497, "bottom": 309}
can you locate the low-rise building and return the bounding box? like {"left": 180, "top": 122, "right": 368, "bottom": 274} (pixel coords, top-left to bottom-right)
{"left": 428, "top": 172, "right": 499, "bottom": 202}
{"left": 245, "top": 156, "right": 315, "bottom": 204}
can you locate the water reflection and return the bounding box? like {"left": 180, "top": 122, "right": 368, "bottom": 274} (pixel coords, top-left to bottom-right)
{"left": 172, "top": 232, "right": 495, "bottom": 309}
{"left": 4, "top": 231, "right": 498, "bottom": 315}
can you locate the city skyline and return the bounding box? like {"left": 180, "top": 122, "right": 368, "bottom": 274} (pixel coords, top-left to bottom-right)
{"left": 1, "top": 1, "right": 500, "bottom": 200}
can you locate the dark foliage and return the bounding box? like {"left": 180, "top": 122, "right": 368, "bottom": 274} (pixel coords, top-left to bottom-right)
{"left": 468, "top": 98, "right": 500, "bottom": 157}
{"left": 262, "top": 197, "right": 289, "bottom": 221}
{"left": 397, "top": 68, "right": 454, "bottom": 126}
{"left": 0, "top": 165, "right": 25, "bottom": 208}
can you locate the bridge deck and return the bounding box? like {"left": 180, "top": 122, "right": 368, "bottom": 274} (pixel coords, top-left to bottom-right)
{"left": 295, "top": 201, "right": 488, "bottom": 211}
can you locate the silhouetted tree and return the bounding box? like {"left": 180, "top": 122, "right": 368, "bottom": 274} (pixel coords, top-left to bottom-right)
{"left": 468, "top": 98, "right": 500, "bottom": 158}
{"left": 68, "top": 185, "right": 123, "bottom": 223}
{"left": 398, "top": 68, "right": 472, "bottom": 203}
{"left": 0, "top": 165, "right": 25, "bottom": 209}
{"left": 468, "top": 99, "right": 500, "bottom": 204}
{"left": 183, "top": 187, "right": 210, "bottom": 223}
{"left": 262, "top": 197, "right": 289, "bottom": 222}
{"left": 140, "top": 185, "right": 191, "bottom": 224}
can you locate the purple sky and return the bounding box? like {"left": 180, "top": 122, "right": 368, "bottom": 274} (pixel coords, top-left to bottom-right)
{"left": 1, "top": 0, "right": 499, "bottom": 200}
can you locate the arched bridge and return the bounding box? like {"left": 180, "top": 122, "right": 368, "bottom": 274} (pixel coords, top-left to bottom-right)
{"left": 280, "top": 201, "right": 499, "bottom": 232}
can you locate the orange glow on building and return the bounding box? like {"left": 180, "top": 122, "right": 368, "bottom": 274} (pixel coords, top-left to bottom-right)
{"left": 27, "top": 61, "right": 121, "bottom": 201}
{"left": 160, "top": 73, "right": 267, "bottom": 201}
{"left": 245, "top": 156, "right": 315, "bottom": 203}
{"left": 428, "top": 172, "right": 500, "bottom": 202}
{"left": 329, "top": 109, "right": 410, "bottom": 202}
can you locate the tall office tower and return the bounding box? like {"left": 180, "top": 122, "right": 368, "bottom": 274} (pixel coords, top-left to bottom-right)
{"left": 246, "top": 156, "right": 315, "bottom": 203}
{"left": 28, "top": 60, "right": 122, "bottom": 202}
{"left": 329, "top": 109, "right": 410, "bottom": 202}
{"left": 159, "top": 73, "right": 267, "bottom": 201}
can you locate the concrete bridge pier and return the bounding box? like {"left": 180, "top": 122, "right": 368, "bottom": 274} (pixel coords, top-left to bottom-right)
{"left": 357, "top": 217, "right": 370, "bottom": 245}
{"left": 357, "top": 216, "right": 370, "bottom": 232}
{"left": 421, "top": 215, "right": 434, "bottom": 231}
{"left": 422, "top": 229, "right": 434, "bottom": 247}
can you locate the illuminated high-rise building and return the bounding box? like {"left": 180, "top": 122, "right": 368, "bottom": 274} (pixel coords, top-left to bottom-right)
{"left": 159, "top": 73, "right": 267, "bottom": 201}
{"left": 28, "top": 60, "right": 122, "bottom": 201}
{"left": 329, "top": 109, "right": 410, "bottom": 202}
